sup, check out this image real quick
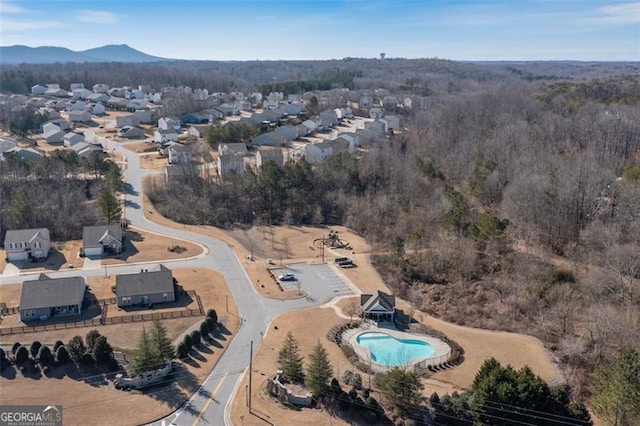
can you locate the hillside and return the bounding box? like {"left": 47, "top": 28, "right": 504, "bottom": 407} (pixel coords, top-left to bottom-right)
{"left": 0, "top": 44, "right": 167, "bottom": 64}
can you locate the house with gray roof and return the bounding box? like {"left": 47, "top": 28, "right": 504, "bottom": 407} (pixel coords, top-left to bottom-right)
{"left": 115, "top": 264, "right": 175, "bottom": 308}
{"left": 20, "top": 274, "right": 86, "bottom": 322}
{"left": 360, "top": 290, "right": 396, "bottom": 323}
{"left": 63, "top": 132, "right": 84, "bottom": 147}
{"left": 82, "top": 224, "right": 124, "bottom": 257}
{"left": 217, "top": 154, "right": 246, "bottom": 179}
{"left": 4, "top": 228, "right": 51, "bottom": 262}
{"left": 2, "top": 147, "right": 43, "bottom": 162}
{"left": 167, "top": 143, "right": 192, "bottom": 164}
{"left": 154, "top": 129, "right": 178, "bottom": 144}
{"left": 188, "top": 124, "right": 210, "bottom": 138}
{"left": 218, "top": 143, "right": 248, "bottom": 157}
{"left": 43, "top": 125, "right": 65, "bottom": 144}
{"left": 256, "top": 148, "right": 284, "bottom": 168}
{"left": 118, "top": 126, "right": 145, "bottom": 139}
{"left": 69, "top": 110, "right": 92, "bottom": 123}
{"left": 251, "top": 131, "right": 290, "bottom": 147}
{"left": 0, "top": 137, "right": 17, "bottom": 154}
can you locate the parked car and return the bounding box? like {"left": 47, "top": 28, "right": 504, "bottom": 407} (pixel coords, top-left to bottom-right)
{"left": 278, "top": 272, "right": 295, "bottom": 281}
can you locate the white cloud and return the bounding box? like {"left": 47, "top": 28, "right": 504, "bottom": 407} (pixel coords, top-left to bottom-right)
{"left": 74, "top": 10, "right": 122, "bottom": 24}
{"left": 2, "top": 19, "right": 64, "bottom": 31}
{"left": 0, "top": 1, "right": 31, "bottom": 14}
{"left": 596, "top": 2, "right": 640, "bottom": 24}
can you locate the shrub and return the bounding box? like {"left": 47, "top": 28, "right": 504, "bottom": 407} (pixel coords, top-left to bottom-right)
{"left": 191, "top": 330, "right": 202, "bottom": 346}
{"left": 342, "top": 370, "right": 354, "bottom": 386}
{"left": 206, "top": 309, "right": 217, "bottom": 323}
{"left": 341, "top": 344, "right": 355, "bottom": 359}
{"left": 184, "top": 333, "right": 193, "bottom": 351}
{"left": 337, "top": 390, "right": 350, "bottom": 410}
{"left": 177, "top": 342, "right": 189, "bottom": 359}
{"left": 12, "top": 342, "right": 21, "bottom": 355}
{"left": 199, "top": 321, "right": 209, "bottom": 337}
{"left": 349, "top": 387, "right": 358, "bottom": 400}
{"left": 205, "top": 317, "right": 215, "bottom": 332}
{"left": 30, "top": 341, "right": 42, "bottom": 358}
{"left": 53, "top": 340, "right": 64, "bottom": 352}
{"left": 352, "top": 373, "right": 363, "bottom": 390}
{"left": 330, "top": 377, "right": 342, "bottom": 395}
{"left": 55, "top": 346, "right": 70, "bottom": 364}
{"left": 363, "top": 388, "right": 370, "bottom": 399}
{"left": 15, "top": 346, "right": 29, "bottom": 364}
{"left": 37, "top": 345, "right": 51, "bottom": 364}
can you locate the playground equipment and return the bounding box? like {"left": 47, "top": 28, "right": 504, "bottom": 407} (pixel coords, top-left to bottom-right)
{"left": 313, "top": 230, "right": 351, "bottom": 250}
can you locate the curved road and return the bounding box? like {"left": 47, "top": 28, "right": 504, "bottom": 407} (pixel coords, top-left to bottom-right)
{"left": 99, "top": 137, "right": 335, "bottom": 426}
{"left": 0, "top": 135, "right": 339, "bottom": 425}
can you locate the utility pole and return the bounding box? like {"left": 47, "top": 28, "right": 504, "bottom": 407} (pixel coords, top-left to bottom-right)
{"left": 321, "top": 236, "right": 325, "bottom": 263}
{"left": 249, "top": 340, "right": 253, "bottom": 413}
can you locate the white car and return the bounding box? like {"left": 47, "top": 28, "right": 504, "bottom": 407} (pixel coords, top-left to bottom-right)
{"left": 278, "top": 272, "right": 295, "bottom": 281}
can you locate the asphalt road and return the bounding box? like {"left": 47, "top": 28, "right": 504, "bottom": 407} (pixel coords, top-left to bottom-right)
{"left": 94, "top": 136, "right": 355, "bottom": 426}
{"left": 0, "top": 136, "right": 357, "bottom": 425}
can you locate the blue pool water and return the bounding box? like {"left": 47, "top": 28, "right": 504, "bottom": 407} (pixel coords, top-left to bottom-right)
{"left": 355, "top": 332, "right": 434, "bottom": 366}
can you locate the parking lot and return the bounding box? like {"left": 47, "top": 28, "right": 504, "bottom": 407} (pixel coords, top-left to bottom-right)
{"left": 271, "top": 263, "right": 355, "bottom": 303}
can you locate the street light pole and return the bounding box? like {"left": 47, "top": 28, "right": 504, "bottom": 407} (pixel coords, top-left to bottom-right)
{"left": 248, "top": 340, "right": 253, "bottom": 413}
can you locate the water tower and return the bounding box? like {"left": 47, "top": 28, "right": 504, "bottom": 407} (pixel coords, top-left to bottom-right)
{"left": 380, "top": 52, "right": 386, "bottom": 60}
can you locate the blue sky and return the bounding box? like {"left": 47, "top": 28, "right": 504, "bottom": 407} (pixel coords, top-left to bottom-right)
{"left": 1, "top": 0, "right": 638, "bottom": 61}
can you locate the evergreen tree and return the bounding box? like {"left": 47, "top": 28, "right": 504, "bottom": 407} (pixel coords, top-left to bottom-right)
{"left": 85, "top": 329, "right": 102, "bottom": 353}
{"left": 377, "top": 367, "right": 424, "bottom": 411}
{"left": 592, "top": 348, "right": 640, "bottom": 426}
{"left": 130, "top": 327, "right": 162, "bottom": 376}
{"left": 97, "top": 190, "right": 122, "bottom": 224}
{"left": 92, "top": 336, "right": 114, "bottom": 364}
{"left": 150, "top": 319, "right": 175, "bottom": 360}
{"left": 277, "top": 331, "right": 305, "bottom": 383}
{"left": 305, "top": 340, "right": 333, "bottom": 397}
{"left": 67, "top": 336, "right": 86, "bottom": 365}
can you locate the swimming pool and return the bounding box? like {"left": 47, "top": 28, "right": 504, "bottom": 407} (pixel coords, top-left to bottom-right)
{"left": 355, "top": 331, "right": 435, "bottom": 366}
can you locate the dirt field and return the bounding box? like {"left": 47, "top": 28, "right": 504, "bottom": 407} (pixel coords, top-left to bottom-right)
{"left": 122, "top": 141, "right": 157, "bottom": 154}
{"left": 0, "top": 250, "right": 6, "bottom": 274}
{"left": 0, "top": 268, "right": 240, "bottom": 426}
{"left": 230, "top": 307, "right": 350, "bottom": 426}
{"left": 140, "top": 153, "right": 168, "bottom": 170}
{"left": 101, "top": 227, "right": 204, "bottom": 266}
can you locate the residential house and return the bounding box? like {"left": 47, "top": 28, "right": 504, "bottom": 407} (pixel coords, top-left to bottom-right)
{"left": 63, "top": 132, "right": 84, "bottom": 147}
{"left": 116, "top": 113, "right": 143, "bottom": 128}
{"left": 180, "top": 109, "right": 223, "bottom": 124}
{"left": 301, "top": 119, "right": 320, "bottom": 134}
{"left": 115, "top": 264, "right": 176, "bottom": 308}
{"left": 256, "top": 148, "right": 284, "bottom": 168}
{"left": 66, "top": 100, "right": 87, "bottom": 111}
{"left": 235, "top": 100, "right": 252, "bottom": 112}
{"left": 45, "top": 87, "right": 68, "bottom": 97}
{"left": 379, "top": 115, "right": 400, "bottom": 132}
{"left": 364, "top": 120, "right": 386, "bottom": 136}
{"left": 82, "top": 224, "right": 124, "bottom": 257}
{"left": 218, "top": 143, "right": 248, "bottom": 157}
{"left": 282, "top": 104, "right": 304, "bottom": 116}
{"left": 87, "top": 93, "right": 110, "bottom": 103}
{"left": 109, "top": 87, "right": 127, "bottom": 98}
{"left": 274, "top": 125, "right": 299, "bottom": 141}
{"left": 3, "top": 228, "right": 51, "bottom": 261}
{"left": 42, "top": 125, "right": 65, "bottom": 144}
{"left": 360, "top": 290, "right": 396, "bottom": 323}
{"left": 369, "top": 107, "right": 384, "bottom": 119}
{"left": 69, "top": 110, "right": 92, "bottom": 123}
{"left": 126, "top": 99, "right": 148, "bottom": 110}
{"left": 42, "top": 119, "right": 71, "bottom": 133}
{"left": 69, "top": 83, "right": 84, "bottom": 91}
{"left": 217, "top": 154, "right": 246, "bottom": 178}
{"left": 158, "top": 117, "right": 181, "bottom": 132}
{"left": 188, "top": 125, "right": 210, "bottom": 138}
{"left": 251, "top": 131, "right": 290, "bottom": 147}
{"left": 118, "top": 126, "right": 145, "bottom": 139}
{"left": 0, "top": 137, "right": 17, "bottom": 155}
{"left": 70, "top": 142, "right": 104, "bottom": 159}
{"left": 319, "top": 110, "right": 339, "bottom": 129}
{"left": 31, "top": 85, "right": 47, "bottom": 95}
{"left": 167, "top": 143, "right": 192, "bottom": 164}
{"left": 154, "top": 129, "right": 178, "bottom": 144}
{"left": 2, "top": 147, "right": 43, "bottom": 162}
{"left": 72, "top": 88, "right": 92, "bottom": 100}
{"left": 302, "top": 142, "right": 333, "bottom": 165}
{"left": 92, "top": 103, "right": 106, "bottom": 115}
{"left": 93, "top": 83, "right": 110, "bottom": 93}
{"left": 19, "top": 275, "right": 86, "bottom": 322}
{"left": 215, "top": 103, "right": 239, "bottom": 116}
{"left": 354, "top": 128, "right": 379, "bottom": 148}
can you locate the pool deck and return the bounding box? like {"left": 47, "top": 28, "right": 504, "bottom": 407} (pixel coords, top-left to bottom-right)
{"left": 343, "top": 324, "right": 451, "bottom": 371}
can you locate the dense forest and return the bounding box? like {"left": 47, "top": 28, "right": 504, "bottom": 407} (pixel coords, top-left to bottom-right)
{"left": 1, "top": 58, "right": 638, "bottom": 407}
{"left": 146, "top": 70, "right": 640, "bottom": 399}
{"left": 0, "top": 152, "right": 120, "bottom": 240}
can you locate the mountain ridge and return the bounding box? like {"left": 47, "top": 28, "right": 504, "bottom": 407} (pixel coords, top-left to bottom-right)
{"left": 0, "top": 44, "right": 168, "bottom": 64}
